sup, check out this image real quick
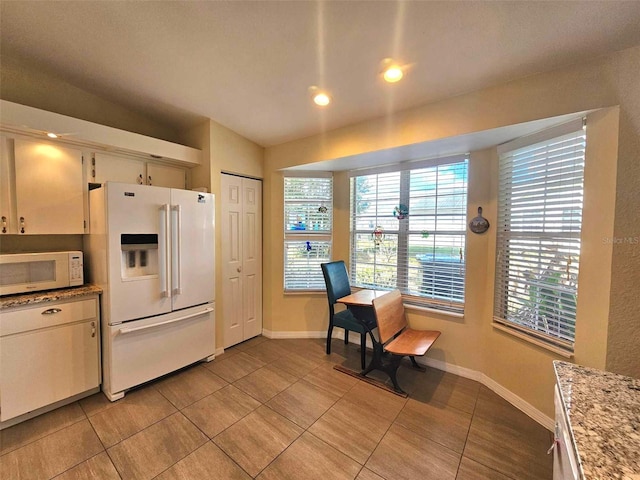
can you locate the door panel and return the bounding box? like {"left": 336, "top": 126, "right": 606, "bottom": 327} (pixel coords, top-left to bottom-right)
{"left": 170, "top": 189, "right": 215, "bottom": 311}
{"left": 106, "top": 182, "right": 172, "bottom": 323}
{"left": 94, "top": 152, "right": 145, "bottom": 185}
{"left": 147, "top": 163, "right": 185, "bottom": 189}
{"left": 242, "top": 179, "right": 263, "bottom": 340}
{"left": 221, "top": 174, "right": 244, "bottom": 347}
{"left": 14, "top": 139, "right": 84, "bottom": 234}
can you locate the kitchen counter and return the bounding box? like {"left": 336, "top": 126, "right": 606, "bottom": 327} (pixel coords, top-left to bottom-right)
{"left": 0, "top": 285, "right": 103, "bottom": 310}
{"left": 553, "top": 361, "right": 640, "bottom": 479}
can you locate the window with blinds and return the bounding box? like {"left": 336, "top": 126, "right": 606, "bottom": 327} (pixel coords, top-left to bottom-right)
{"left": 350, "top": 155, "right": 468, "bottom": 313}
{"left": 284, "top": 175, "right": 333, "bottom": 291}
{"left": 494, "top": 120, "right": 586, "bottom": 352}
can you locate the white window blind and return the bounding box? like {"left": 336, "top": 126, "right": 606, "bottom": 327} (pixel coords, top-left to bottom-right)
{"left": 284, "top": 175, "right": 333, "bottom": 291}
{"left": 494, "top": 123, "right": 586, "bottom": 351}
{"left": 350, "top": 156, "right": 468, "bottom": 313}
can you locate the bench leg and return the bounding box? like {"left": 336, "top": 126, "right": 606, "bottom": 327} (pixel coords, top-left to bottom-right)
{"left": 409, "top": 356, "right": 426, "bottom": 372}
{"left": 361, "top": 344, "right": 407, "bottom": 395}
{"left": 387, "top": 355, "right": 406, "bottom": 395}
{"left": 360, "top": 333, "right": 367, "bottom": 370}
{"left": 344, "top": 328, "right": 349, "bottom": 344}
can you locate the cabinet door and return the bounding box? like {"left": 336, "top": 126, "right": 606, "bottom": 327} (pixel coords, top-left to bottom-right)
{"left": 14, "top": 139, "right": 84, "bottom": 234}
{"left": 0, "top": 319, "right": 100, "bottom": 421}
{"left": 94, "top": 152, "right": 145, "bottom": 185}
{"left": 0, "top": 136, "right": 14, "bottom": 233}
{"left": 147, "top": 163, "right": 186, "bottom": 189}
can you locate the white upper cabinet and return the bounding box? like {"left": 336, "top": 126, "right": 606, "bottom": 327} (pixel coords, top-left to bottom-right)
{"left": 1, "top": 138, "right": 85, "bottom": 235}
{"left": 92, "top": 152, "right": 186, "bottom": 189}
{"left": 146, "top": 162, "right": 186, "bottom": 189}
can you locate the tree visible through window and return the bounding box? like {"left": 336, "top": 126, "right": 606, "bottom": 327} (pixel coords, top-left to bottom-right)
{"left": 350, "top": 156, "right": 468, "bottom": 313}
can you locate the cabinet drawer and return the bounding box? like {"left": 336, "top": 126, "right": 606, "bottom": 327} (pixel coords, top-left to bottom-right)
{"left": 0, "top": 297, "right": 97, "bottom": 336}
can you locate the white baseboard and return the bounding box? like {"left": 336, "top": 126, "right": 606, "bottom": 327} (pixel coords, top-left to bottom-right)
{"left": 261, "top": 328, "right": 554, "bottom": 431}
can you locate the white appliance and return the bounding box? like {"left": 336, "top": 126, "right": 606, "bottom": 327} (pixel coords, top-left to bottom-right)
{"left": 86, "top": 182, "right": 215, "bottom": 401}
{"left": 0, "top": 251, "right": 83, "bottom": 296}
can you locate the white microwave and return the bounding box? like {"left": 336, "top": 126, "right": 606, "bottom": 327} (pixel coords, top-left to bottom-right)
{"left": 0, "top": 251, "right": 84, "bottom": 296}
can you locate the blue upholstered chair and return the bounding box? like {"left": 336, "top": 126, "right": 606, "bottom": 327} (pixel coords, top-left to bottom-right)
{"left": 321, "top": 261, "right": 376, "bottom": 369}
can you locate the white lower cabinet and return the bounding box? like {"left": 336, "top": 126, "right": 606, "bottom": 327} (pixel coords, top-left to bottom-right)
{"left": 0, "top": 295, "right": 100, "bottom": 423}
{"left": 553, "top": 385, "right": 580, "bottom": 480}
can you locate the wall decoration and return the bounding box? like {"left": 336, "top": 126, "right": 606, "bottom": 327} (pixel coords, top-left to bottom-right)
{"left": 393, "top": 204, "right": 409, "bottom": 220}
{"left": 469, "top": 206, "right": 490, "bottom": 234}
{"left": 372, "top": 226, "right": 385, "bottom": 246}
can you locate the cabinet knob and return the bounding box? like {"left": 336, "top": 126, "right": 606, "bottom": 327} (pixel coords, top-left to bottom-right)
{"left": 19, "top": 216, "right": 25, "bottom": 234}
{"left": 91, "top": 321, "right": 96, "bottom": 338}
{"left": 1, "top": 216, "right": 6, "bottom": 234}
{"left": 137, "top": 174, "right": 143, "bottom": 185}
{"left": 148, "top": 175, "right": 152, "bottom": 186}
{"left": 42, "top": 308, "right": 62, "bottom": 315}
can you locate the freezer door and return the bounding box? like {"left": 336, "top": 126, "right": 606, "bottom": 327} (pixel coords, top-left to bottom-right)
{"left": 170, "top": 189, "right": 215, "bottom": 311}
{"left": 106, "top": 182, "right": 172, "bottom": 323}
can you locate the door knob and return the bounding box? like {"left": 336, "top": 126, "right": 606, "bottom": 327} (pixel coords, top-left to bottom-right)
{"left": 19, "top": 216, "right": 25, "bottom": 234}
{"left": 1, "top": 216, "right": 6, "bottom": 233}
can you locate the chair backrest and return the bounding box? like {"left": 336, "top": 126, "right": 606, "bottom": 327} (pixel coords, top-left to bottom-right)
{"left": 372, "top": 290, "right": 407, "bottom": 344}
{"left": 321, "top": 261, "right": 352, "bottom": 305}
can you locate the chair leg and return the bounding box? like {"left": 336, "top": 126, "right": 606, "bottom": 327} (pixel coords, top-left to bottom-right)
{"left": 326, "top": 324, "right": 334, "bottom": 355}
{"left": 360, "top": 333, "right": 367, "bottom": 370}
{"left": 344, "top": 329, "right": 349, "bottom": 344}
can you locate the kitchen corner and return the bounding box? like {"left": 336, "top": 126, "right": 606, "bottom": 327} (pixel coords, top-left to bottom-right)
{"left": 553, "top": 360, "right": 640, "bottom": 479}
{"left": 0, "top": 284, "right": 103, "bottom": 428}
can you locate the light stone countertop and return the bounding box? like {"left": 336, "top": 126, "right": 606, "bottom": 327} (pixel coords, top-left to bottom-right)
{"left": 554, "top": 360, "right": 640, "bottom": 479}
{"left": 0, "top": 285, "right": 103, "bottom": 310}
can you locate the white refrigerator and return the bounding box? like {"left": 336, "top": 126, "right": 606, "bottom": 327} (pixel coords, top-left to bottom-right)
{"left": 87, "top": 182, "right": 215, "bottom": 401}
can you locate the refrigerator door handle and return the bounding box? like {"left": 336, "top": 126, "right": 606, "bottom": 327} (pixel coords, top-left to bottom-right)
{"left": 171, "top": 204, "right": 182, "bottom": 295}
{"left": 117, "top": 307, "right": 215, "bottom": 334}
{"left": 159, "top": 204, "right": 171, "bottom": 298}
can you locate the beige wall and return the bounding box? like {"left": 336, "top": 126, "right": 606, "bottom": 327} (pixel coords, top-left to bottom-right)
{"left": 264, "top": 46, "right": 640, "bottom": 417}
{"left": 1, "top": 55, "right": 182, "bottom": 144}
{"left": 185, "top": 119, "right": 264, "bottom": 349}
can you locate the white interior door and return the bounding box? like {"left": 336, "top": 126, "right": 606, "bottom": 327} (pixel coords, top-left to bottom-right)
{"left": 221, "top": 174, "right": 244, "bottom": 348}
{"left": 170, "top": 188, "right": 215, "bottom": 311}
{"left": 242, "top": 179, "right": 262, "bottom": 339}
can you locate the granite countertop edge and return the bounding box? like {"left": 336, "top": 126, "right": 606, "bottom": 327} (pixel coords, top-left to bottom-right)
{"left": 0, "top": 285, "right": 103, "bottom": 309}
{"left": 553, "top": 360, "right": 640, "bottom": 480}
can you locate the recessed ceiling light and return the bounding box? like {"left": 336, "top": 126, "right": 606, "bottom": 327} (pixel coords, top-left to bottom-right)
{"left": 383, "top": 65, "right": 404, "bottom": 83}
{"left": 309, "top": 86, "right": 331, "bottom": 107}
{"left": 46, "top": 132, "right": 59, "bottom": 138}
{"left": 313, "top": 92, "right": 331, "bottom": 106}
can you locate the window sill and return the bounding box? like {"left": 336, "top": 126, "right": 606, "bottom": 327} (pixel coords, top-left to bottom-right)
{"left": 404, "top": 303, "right": 464, "bottom": 319}
{"left": 491, "top": 321, "right": 574, "bottom": 358}
{"left": 283, "top": 289, "right": 326, "bottom": 296}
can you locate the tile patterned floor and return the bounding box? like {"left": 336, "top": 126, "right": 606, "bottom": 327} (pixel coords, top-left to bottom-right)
{"left": 0, "top": 337, "right": 553, "bottom": 479}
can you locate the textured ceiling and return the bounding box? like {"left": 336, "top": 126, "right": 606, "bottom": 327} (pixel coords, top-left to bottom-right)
{"left": 2, "top": 1, "right": 640, "bottom": 147}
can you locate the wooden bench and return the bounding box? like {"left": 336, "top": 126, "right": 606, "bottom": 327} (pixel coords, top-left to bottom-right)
{"left": 362, "top": 289, "right": 441, "bottom": 395}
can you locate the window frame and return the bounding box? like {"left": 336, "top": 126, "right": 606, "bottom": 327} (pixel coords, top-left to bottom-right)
{"left": 493, "top": 119, "right": 586, "bottom": 355}
{"left": 348, "top": 154, "right": 469, "bottom": 313}
{"left": 283, "top": 172, "right": 333, "bottom": 292}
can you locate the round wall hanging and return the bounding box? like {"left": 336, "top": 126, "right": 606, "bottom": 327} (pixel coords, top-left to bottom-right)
{"left": 469, "top": 206, "right": 490, "bottom": 234}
